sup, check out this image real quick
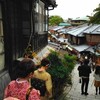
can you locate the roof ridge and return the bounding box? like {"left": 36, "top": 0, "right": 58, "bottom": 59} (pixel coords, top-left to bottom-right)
{"left": 91, "top": 24, "right": 100, "bottom": 33}
{"left": 78, "top": 25, "right": 90, "bottom": 36}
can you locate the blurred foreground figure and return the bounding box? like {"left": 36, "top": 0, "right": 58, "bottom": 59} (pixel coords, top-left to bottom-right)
{"left": 32, "top": 58, "right": 53, "bottom": 100}
{"left": 4, "top": 58, "right": 40, "bottom": 100}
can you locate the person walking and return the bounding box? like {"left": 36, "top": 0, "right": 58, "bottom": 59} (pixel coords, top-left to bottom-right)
{"left": 78, "top": 59, "right": 91, "bottom": 96}
{"left": 32, "top": 58, "right": 53, "bottom": 100}
{"left": 77, "top": 62, "right": 83, "bottom": 83}
{"left": 93, "top": 64, "right": 100, "bottom": 95}
{"left": 4, "top": 58, "right": 40, "bottom": 100}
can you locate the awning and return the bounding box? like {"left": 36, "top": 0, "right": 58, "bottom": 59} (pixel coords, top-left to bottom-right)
{"left": 85, "top": 46, "right": 100, "bottom": 56}
{"left": 69, "top": 45, "right": 90, "bottom": 52}
{"left": 66, "top": 45, "right": 73, "bottom": 51}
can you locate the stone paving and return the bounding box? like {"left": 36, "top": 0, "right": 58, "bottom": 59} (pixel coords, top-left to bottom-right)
{"left": 58, "top": 64, "right": 100, "bottom": 100}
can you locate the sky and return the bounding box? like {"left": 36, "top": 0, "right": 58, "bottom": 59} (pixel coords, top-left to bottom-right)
{"left": 49, "top": 0, "right": 100, "bottom": 20}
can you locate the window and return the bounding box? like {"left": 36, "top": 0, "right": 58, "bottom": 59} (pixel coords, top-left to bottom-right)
{"left": 33, "top": 0, "right": 48, "bottom": 34}
{"left": 38, "top": 1, "right": 44, "bottom": 34}
{"left": 34, "top": 1, "right": 39, "bottom": 34}
{"left": 0, "top": 4, "right": 5, "bottom": 71}
{"left": 44, "top": 9, "right": 48, "bottom": 31}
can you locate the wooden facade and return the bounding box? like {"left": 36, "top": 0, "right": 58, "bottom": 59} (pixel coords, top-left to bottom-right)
{"left": 85, "top": 34, "right": 100, "bottom": 46}
{"left": 0, "top": 0, "right": 57, "bottom": 98}
{"left": 71, "top": 17, "right": 89, "bottom": 26}
{"left": 67, "top": 24, "right": 100, "bottom": 64}
{"left": 67, "top": 34, "right": 85, "bottom": 45}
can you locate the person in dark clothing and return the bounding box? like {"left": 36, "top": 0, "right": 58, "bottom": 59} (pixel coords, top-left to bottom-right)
{"left": 78, "top": 59, "right": 91, "bottom": 96}
{"left": 78, "top": 62, "right": 83, "bottom": 83}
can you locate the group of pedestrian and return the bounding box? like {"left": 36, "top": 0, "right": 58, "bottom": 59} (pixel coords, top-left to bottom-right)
{"left": 3, "top": 58, "right": 53, "bottom": 100}
{"left": 3, "top": 51, "right": 100, "bottom": 99}
{"left": 78, "top": 56, "right": 100, "bottom": 96}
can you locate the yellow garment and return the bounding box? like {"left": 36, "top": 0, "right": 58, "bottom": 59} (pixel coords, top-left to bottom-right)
{"left": 34, "top": 68, "right": 52, "bottom": 98}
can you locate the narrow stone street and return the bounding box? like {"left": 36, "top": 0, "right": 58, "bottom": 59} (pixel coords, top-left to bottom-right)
{"left": 58, "top": 64, "right": 100, "bottom": 100}
{"left": 39, "top": 45, "right": 100, "bottom": 100}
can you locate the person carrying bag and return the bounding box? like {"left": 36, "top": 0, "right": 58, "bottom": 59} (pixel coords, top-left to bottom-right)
{"left": 4, "top": 58, "right": 40, "bottom": 100}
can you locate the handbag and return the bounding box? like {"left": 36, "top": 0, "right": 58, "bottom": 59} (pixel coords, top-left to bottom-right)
{"left": 31, "top": 78, "right": 46, "bottom": 96}
{"left": 26, "top": 87, "right": 33, "bottom": 100}
{"left": 79, "top": 78, "right": 81, "bottom": 83}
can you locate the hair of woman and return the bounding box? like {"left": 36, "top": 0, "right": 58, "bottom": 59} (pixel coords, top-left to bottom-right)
{"left": 41, "top": 58, "right": 50, "bottom": 67}
{"left": 17, "top": 58, "right": 35, "bottom": 78}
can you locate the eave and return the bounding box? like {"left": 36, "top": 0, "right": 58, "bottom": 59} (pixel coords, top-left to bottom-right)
{"left": 41, "top": 0, "right": 57, "bottom": 10}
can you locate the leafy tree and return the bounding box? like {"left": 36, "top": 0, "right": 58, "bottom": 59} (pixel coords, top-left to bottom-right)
{"left": 49, "top": 15, "right": 63, "bottom": 26}
{"left": 89, "top": 4, "right": 100, "bottom": 24}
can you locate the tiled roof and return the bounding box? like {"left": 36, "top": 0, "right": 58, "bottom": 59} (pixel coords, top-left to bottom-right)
{"left": 67, "top": 24, "right": 100, "bottom": 36}
{"left": 49, "top": 26, "right": 58, "bottom": 30}
{"left": 67, "top": 25, "right": 89, "bottom": 36}
{"left": 52, "top": 26, "right": 64, "bottom": 31}
{"left": 72, "top": 17, "right": 90, "bottom": 21}
{"left": 72, "top": 45, "right": 90, "bottom": 52}
{"left": 50, "top": 24, "right": 100, "bottom": 36}
{"left": 83, "top": 24, "right": 100, "bottom": 34}
{"left": 85, "top": 46, "right": 100, "bottom": 56}
{"left": 59, "top": 23, "right": 71, "bottom": 26}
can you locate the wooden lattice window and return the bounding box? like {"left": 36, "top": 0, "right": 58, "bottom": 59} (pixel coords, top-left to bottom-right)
{"left": 0, "top": 4, "right": 5, "bottom": 71}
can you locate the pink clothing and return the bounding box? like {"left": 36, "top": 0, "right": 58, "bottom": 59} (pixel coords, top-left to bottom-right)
{"left": 4, "top": 79, "right": 40, "bottom": 100}
{"left": 4, "top": 97, "right": 20, "bottom": 100}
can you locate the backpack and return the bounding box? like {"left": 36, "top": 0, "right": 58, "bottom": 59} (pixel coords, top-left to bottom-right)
{"left": 31, "top": 78, "right": 46, "bottom": 96}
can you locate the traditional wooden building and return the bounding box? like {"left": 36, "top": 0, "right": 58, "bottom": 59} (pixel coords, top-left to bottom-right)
{"left": 71, "top": 17, "right": 89, "bottom": 26}
{"left": 57, "top": 28, "right": 68, "bottom": 38}
{"left": 59, "top": 22, "right": 71, "bottom": 27}
{"left": 67, "top": 24, "right": 100, "bottom": 64}
{"left": 67, "top": 24, "right": 100, "bottom": 46}
{"left": 0, "top": 0, "right": 57, "bottom": 99}
{"left": 67, "top": 25, "right": 89, "bottom": 45}
{"left": 83, "top": 24, "right": 100, "bottom": 45}
{"left": 49, "top": 26, "right": 64, "bottom": 34}
{"left": 83, "top": 24, "right": 100, "bottom": 64}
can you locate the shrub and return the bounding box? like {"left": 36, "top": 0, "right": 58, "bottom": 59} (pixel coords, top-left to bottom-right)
{"left": 47, "top": 50, "right": 77, "bottom": 98}
{"left": 47, "top": 51, "right": 76, "bottom": 83}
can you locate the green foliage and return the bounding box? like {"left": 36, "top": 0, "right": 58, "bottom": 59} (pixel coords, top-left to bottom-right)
{"left": 47, "top": 51, "right": 77, "bottom": 98}
{"left": 47, "top": 51, "right": 76, "bottom": 82}
{"left": 48, "top": 66, "right": 67, "bottom": 79}
{"left": 49, "top": 15, "right": 64, "bottom": 26}
{"left": 64, "top": 54, "right": 76, "bottom": 63}
{"left": 47, "top": 51, "right": 67, "bottom": 79}
{"left": 62, "top": 54, "right": 77, "bottom": 74}
{"left": 47, "top": 50, "right": 62, "bottom": 66}
{"left": 89, "top": 4, "right": 100, "bottom": 24}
